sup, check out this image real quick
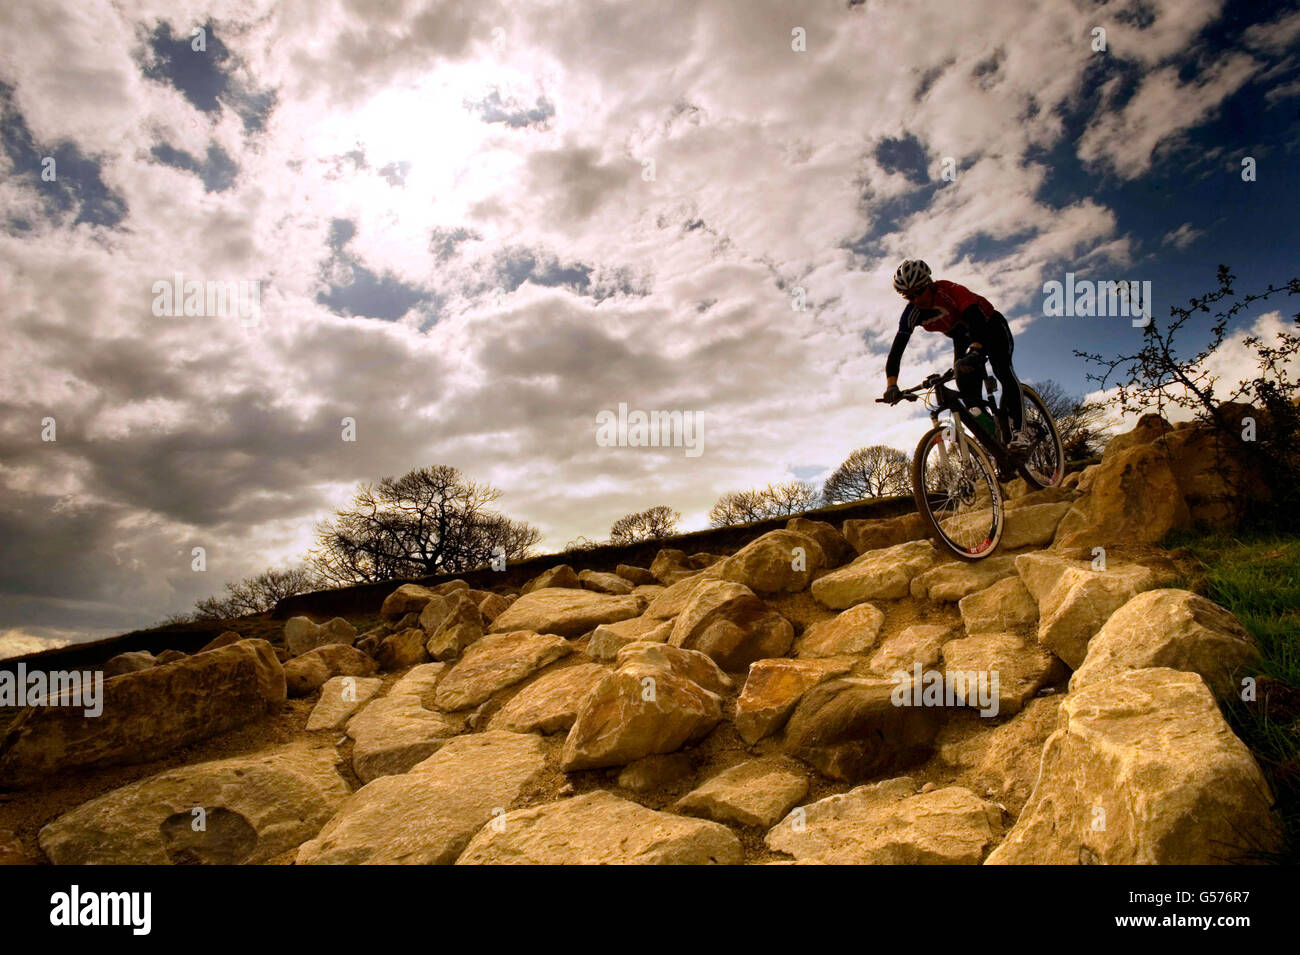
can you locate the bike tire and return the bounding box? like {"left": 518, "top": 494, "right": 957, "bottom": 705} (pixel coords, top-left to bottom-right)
{"left": 1016, "top": 384, "right": 1066, "bottom": 490}
{"left": 912, "top": 425, "right": 1005, "bottom": 562}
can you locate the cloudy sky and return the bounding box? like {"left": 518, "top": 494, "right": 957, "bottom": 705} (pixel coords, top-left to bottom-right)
{"left": 2, "top": 0, "right": 1299, "bottom": 656}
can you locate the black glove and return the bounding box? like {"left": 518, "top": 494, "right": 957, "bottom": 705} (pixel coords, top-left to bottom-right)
{"left": 883, "top": 384, "right": 902, "bottom": 404}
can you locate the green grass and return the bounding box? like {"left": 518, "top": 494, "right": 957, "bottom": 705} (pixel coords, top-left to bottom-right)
{"left": 1162, "top": 528, "right": 1300, "bottom": 862}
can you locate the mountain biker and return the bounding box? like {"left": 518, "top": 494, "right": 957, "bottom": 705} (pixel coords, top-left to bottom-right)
{"left": 881, "top": 259, "right": 1030, "bottom": 452}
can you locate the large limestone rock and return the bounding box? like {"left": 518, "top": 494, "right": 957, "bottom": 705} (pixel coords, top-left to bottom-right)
{"left": 477, "top": 592, "right": 515, "bottom": 624}
{"left": 374, "top": 628, "right": 430, "bottom": 671}
{"left": 1104, "top": 413, "right": 1173, "bottom": 457}
{"left": 616, "top": 642, "right": 733, "bottom": 695}
{"left": 959, "top": 576, "right": 1038, "bottom": 636}
{"left": 488, "top": 663, "right": 610, "bottom": 734}
{"left": 297, "top": 731, "right": 550, "bottom": 865}
{"left": 643, "top": 569, "right": 722, "bottom": 620}
{"left": 39, "top": 744, "right": 348, "bottom": 865}
{"left": 733, "top": 657, "right": 853, "bottom": 744}
{"left": 786, "top": 517, "right": 856, "bottom": 567}
{"left": 649, "top": 549, "right": 720, "bottom": 585}
{"left": 796, "top": 602, "right": 885, "bottom": 658}
{"left": 423, "top": 591, "right": 486, "bottom": 662}
{"left": 586, "top": 617, "right": 673, "bottom": 660}
{"left": 669, "top": 580, "right": 794, "bottom": 670}
{"left": 283, "top": 644, "right": 377, "bottom": 697}
{"left": 103, "top": 650, "right": 156, "bottom": 678}
{"left": 1070, "top": 589, "right": 1258, "bottom": 698}
{"left": 940, "top": 502, "right": 1072, "bottom": 553}
{"left": 1014, "top": 552, "right": 1087, "bottom": 604}
{"left": 522, "top": 564, "right": 581, "bottom": 593}
{"left": 1053, "top": 442, "right": 1191, "bottom": 551}
{"left": 560, "top": 646, "right": 724, "bottom": 771}
{"left": 676, "top": 757, "right": 809, "bottom": 828}
{"left": 766, "top": 776, "right": 1003, "bottom": 864}
{"left": 866, "top": 624, "right": 954, "bottom": 675}
{"left": 379, "top": 584, "right": 440, "bottom": 620}
{"left": 285, "top": 616, "right": 357, "bottom": 657}
{"left": 1034, "top": 562, "right": 1165, "bottom": 669}
{"left": 716, "top": 529, "right": 826, "bottom": 593}
{"left": 940, "top": 632, "right": 1066, "bottom": 716}
{"left": 433, "top": 631, "right": 572, "bottom": 711}
{"left": 910, "top": 555, "right": 1017, "bottom": 602}
{"left": 1160, "top": 425, "right": 1253, "bottom": 531}
{"left": 489, "top": 588, "right": 642, "bottom": 638}
{"left": 782, "top": 677, "right": 944, "bottom": 782}
{"left": 811, "top": 539, "right": 941, "bottom": 608}
{"left": 841, "top": 512, "right": 926, "bottom": 556}
{"left": 0, "top": 640, "right": 285, "bottom": 787}
{"left": 306, "top": 676, "right": 383, "bottom": 731}
{"left": 986, "top": 668, "right": 1280, "bottom": 864}
{"left": 346, "top": 663, "right": 463, "bottom": 782}
{"left": 579, "top": 569, "right": 635, "bottom": 595}
{"left": 456, "top": 790, "right": 743, "bottom": 865}
{"left": 616, "top": 564, "right": 658, "bottom": 586}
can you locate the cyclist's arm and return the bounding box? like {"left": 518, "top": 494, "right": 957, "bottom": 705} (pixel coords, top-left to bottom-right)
{"left": 885, "top": 307, "right": 914, "bottom": 385}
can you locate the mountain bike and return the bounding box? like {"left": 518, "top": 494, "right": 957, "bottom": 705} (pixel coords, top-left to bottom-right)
{"left": 878, "top": 368, "right": 1065, "bottom": 561}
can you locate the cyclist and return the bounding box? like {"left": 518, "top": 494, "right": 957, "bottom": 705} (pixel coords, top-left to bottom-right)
{"left": 881, "top": 259, "right": 1030, "bottom": 452}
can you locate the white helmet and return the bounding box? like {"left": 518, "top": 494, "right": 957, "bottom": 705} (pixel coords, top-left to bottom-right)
{"left": 893, "top": 259, "right": 933, "bottom": 295}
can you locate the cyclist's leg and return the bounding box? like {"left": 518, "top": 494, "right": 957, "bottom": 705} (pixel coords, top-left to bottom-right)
{"left": 952, "top": 334, "right": 986, "bottom": 411}
{"left": 987, "top": 314, "right": 1024, "bottom": 431}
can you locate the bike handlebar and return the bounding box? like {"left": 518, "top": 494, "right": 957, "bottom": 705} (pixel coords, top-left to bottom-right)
{"left": 876, "top": 368, "right": 955, "bottom": 404}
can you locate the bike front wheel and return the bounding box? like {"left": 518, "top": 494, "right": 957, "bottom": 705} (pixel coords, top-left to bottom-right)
{"left": 1016, "top": 384, "right": 1066, "bottom": 490}
{"left": 913, "top": 425, "right": 1005, "bottom": 561}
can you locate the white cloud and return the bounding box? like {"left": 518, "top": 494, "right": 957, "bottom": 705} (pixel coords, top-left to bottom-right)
{"left": 2, "top": 0, "right": 1284, "bottom": 646}
{"left": 1162, "top": 221, "right": 1204, "bottom": 250}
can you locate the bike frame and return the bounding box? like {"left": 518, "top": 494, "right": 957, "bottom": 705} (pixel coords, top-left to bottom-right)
{"left": 925, "top": 378, "right": 1022, "bottom": 480}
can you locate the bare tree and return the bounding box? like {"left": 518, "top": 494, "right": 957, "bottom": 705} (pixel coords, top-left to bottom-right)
{"left": 1076, "top": 265, "right": 1300, "bottom": 525}
{"left": 822, "top": 445, "right": 910, "bottom": 503}
{"left": 193, "top": 566, "right": 321, "bottom": 620}
{"left": 708, "top": 480, "right": 821, "bottom": 527}
{"left": 310, "top": 465, "right": 541, "bottom": 584}
{"left": 1028, "top": 379, "right": 1111, "bottom": 461}
{"left": 609, "top": 505, "right": 681, "bottom": 545}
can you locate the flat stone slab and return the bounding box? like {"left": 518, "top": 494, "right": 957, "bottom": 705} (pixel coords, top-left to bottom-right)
{"left": 307, "top": 676, "right": 383, "bottom": 731}
{"left": 489, "top": 588, "right": 642, "bottom": 637}
{"left": 456, "top": 790, "right": 743, "bottom": 864}
{"left": 488, "top": 663, "right": 610, "bottom": 734}
{"left": 675, "top": 757, "right": 809, "bottom": 828}
{"left": 796, "top": 603, "right": 885, "bottom": 658}
{"left": 766, "top": 776, "right": 1003, "bottom": 864}
{"left": 297, "top": 731, "right": 551, "bottom": 865}
{"left": 811, "top": 540, "right": 941, "bottom": 608}
{"left": 433, "top": 631, "right": 572, "bottom": 711}
{"left": 0, "top": 640, "right": 285, "bottom": 788}
{"left": 40, "top": 744, "right": 348, "bottom": 865}
{"left": 346, "top": 663, "right": 464, "bottom": 782}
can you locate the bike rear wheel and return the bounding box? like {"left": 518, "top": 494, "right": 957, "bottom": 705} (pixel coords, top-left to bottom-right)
{"left": 912, "top": 425, "right": 1004, "bottom": 561}
{"left": 1016, "top": 385, "right": 1065, "bottom": 490}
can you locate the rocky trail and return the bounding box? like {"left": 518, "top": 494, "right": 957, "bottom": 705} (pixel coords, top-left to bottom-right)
{"left": 0, "top": 410, "right": 1283, "bottom": 865}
